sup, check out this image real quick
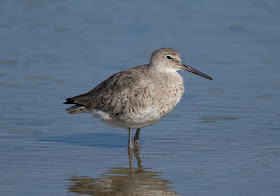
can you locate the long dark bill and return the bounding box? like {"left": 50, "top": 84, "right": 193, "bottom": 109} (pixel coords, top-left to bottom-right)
{"left": 181, "top": 63, "right": 213, "bottom": 80}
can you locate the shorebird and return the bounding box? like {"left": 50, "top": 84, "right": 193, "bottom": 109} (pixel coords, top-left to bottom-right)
{"left": 64, "top": 48, "right": 213, "bottom": 149}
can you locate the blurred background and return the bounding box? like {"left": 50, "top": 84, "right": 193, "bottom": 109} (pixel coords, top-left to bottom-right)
{"left": 0, "top": 0, "right": 280, "bottom": 195}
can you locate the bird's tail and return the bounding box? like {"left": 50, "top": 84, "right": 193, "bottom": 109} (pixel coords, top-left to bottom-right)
{"left": 64, "top": 94, "right": 90, "bottom": 114}
{"left": 66, "top": 105, "right": 86, "bottom": 114}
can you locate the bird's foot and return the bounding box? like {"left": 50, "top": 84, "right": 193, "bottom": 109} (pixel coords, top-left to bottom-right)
{"left": 128, "top": 142, "right": 134, "bottom": 150}
{"left": 134, "top": 139, "right": 140, "bottom": 151}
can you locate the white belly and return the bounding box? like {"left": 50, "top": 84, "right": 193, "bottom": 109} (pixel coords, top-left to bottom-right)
{"left": 92, "top": 106, "right": 168, "bottom": 130}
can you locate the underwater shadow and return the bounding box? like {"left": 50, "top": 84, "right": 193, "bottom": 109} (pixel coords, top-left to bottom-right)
{"left": 67, "top": 149, "right": 181, "bottom": 196}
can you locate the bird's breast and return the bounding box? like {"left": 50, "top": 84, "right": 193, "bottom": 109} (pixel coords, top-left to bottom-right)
{"left": 151, "top": 72, "right": 185, "bottom": 115}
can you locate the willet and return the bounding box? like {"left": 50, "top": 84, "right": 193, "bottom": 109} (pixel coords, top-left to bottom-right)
{"left": 64, "top": 48, "right": 213, "bottom": 149}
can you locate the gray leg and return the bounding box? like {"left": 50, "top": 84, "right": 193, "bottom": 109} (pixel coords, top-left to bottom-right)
{"left": 128, "top": 148, "right": 133, "bottom": 168}
{"left": 134, "top": 128, "right": 141, "bottom": 150}
{"left": 128, "top": 128, "right": 134, "bottom": 149}
{"left": 128, "top": 147, "right": 142, "bottom": 169}
{"left": 134, "top": 148, "right": 142, "bottom": 168}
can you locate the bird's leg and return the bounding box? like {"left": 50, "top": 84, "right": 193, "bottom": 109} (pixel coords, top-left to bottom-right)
{"left": 128, "top": 128, "right": 134, "bottom": 149}
{"left": 134, "top": 128, "right": 141, "bottom": 150}
{"left": 128, "top": 148, "right": 133, "bottom": 169}
{"left": 134, "top": 148, "right": 143, "bottom": 169}
{"left": 128, "top": 146, "right": 142, "bottom": 169}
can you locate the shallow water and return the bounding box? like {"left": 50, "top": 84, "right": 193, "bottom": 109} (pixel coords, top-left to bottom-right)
{"left": 1, "top": 0, "right": 280, "bottom": 195}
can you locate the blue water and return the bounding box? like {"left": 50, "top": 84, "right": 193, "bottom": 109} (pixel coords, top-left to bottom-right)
{"left": 1, "top": 0, "right": 280, "bottom": 195}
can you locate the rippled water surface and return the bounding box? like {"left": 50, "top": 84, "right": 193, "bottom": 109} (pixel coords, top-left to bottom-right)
{"left": 1, "top": 0, "right": 280, "bottom": 195}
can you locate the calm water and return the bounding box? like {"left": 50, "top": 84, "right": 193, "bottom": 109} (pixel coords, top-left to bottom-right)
{"left": 1, "top": 0, "right": 280, "bottom": 195}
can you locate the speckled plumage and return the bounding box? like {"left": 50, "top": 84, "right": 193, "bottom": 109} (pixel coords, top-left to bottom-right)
{"left": 64, "top": 48, "right": 213, "bottom": 149}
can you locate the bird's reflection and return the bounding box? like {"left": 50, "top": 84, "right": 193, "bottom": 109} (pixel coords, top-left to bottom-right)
{"left": 67, "top": 149, "right": 180, "bottom": 196}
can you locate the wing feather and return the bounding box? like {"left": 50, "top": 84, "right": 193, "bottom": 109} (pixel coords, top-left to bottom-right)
{"left": 64, "top": 65, "right": 150, "bottom": 116}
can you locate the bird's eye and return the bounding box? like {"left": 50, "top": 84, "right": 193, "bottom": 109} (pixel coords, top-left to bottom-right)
{"left": 166, "top": 55, "right": 172, "bottom": 60}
